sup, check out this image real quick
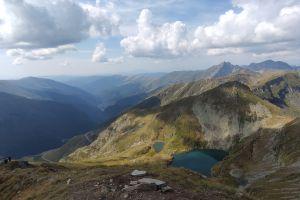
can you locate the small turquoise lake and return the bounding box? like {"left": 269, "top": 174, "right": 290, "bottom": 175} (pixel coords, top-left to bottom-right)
{"left": 171, "top": 150, "right": 228, "bottom": 176}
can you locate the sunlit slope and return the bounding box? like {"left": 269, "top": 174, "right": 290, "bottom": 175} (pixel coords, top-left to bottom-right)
{"left": 66, "top": 81, "right": 290, "bottom": 164}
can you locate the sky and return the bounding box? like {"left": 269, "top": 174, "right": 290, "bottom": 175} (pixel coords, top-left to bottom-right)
{"left": 0, "top": 0, "right": 300, "bottom": 79}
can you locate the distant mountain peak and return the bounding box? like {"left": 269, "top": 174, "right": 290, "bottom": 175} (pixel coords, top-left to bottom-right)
{"left": 220, "top": 61, "right": 233, "bottom": 65}
{"left": 248, "top": 60, "right": 293, "bottom": 71}
{"left": 206, "top": 61, "right": 252, "bottom": 78}
{"left": 215, "top": 61, "right": 235, "bottom": 68}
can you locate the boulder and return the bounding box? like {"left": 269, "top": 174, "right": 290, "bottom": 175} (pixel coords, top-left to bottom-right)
{"left": 123, "top": 184, "right": 140, "bottom": 192}
{"left": 161, "top": 186, "right": 173, "bottom": 193}
{"left": 136, "top": 183, "right": 158, "bottom": 191}
{"left": 66, "top": 178, "right": 71, "bottom": 185}
{"left": 138, "top": 178, "right": 167, "bottom": 189}
{"left": 229, "top": 168, "right": 243, "bottom": 179}
{"left": 130, "top": 180, "right": 138, "bottom": 185}
{"left": 131, "top": 169, "right": 147, "bottom": 176}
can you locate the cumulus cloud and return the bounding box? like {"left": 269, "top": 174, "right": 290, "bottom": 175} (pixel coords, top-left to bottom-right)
{"left": 6, "top": 45, "right": 76, "bottom": 65}
{"left": 92, "top": 43, "right": 107, "bottom": 62}
{"left": 92, "top": 43, "right": 124, "bottom": 64}
{"left": 193, "top": 0, "right": 300, "bottom": 51}
{"left": 121, "top": 1, "right": 300, "bottom": 58}
{"left": 0, "top": 0, "right": 120, "bottom": 49}
{"left": 0, "top": 0, "right": 87, "bottom": 49}
{"left": 81, "top": 0, "right": 120, "bottom": 37}
{"left": 120, "top": 9, "right": 190, "bottom": 58}
{"left": 0, "top": 0, "right": 120, "bottom": 63}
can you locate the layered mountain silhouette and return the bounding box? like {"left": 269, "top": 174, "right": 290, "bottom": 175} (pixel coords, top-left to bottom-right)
{"left": 246, "top": 60, "right": 295, "bottom": 71}
{"left": 1, "top": 60, "right": 300, "bottom": 200}
{"left": 0, "top": 92, "right": 95, "bottom": 158}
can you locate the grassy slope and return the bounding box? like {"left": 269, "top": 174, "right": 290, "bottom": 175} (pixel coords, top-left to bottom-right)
{"left": 212, "top": 118, "right": 300, "bottom": 199}
{"left": 66, "top": 82, "right": 288, "bottom": 165}
{"left": 0, "top": 161, "right": 252, "bottom": 200}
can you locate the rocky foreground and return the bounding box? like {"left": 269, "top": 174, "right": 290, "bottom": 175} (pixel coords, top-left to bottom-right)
{"left": 0, "top": 161, "right": 252, "bottom": 200}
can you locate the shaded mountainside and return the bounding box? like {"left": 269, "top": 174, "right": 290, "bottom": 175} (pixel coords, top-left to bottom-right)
{"left": 0, "top": 77, "right": 104, "bottom": 122}
{"left": 26, "top": 94, "right": 150, "bottom": 163}
{"left": 0, "top": 92, "right": 95, "bottom": 158}
{"left": 0, "top": 77, "right": 97, "bottom": 105}
{"left": 66, "top": 82, "right": 290, "bottom": 164}
{"left": 254, "top": 72, "right": 300, "bottom": 116}
{"left": 26, "top": 130, "right": 100, "bottom": 163}
{"left": 59, "top": 74, "right": 163, "bottom": 109}
{"left": 213, "top": 118, "right": 300, "bottom": 199}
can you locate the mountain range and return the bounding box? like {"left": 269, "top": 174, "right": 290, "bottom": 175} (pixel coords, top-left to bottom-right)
{"left": 1, "top": 59, "right": 300, "bottom": 200}
{"left": 10, "top": 59, "right": 297, "bottom": 160}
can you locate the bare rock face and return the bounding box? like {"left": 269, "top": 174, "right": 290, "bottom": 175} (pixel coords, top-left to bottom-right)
{"left": 192, "top": 101, "right": 273, "bottom": 149}
{"left": 214, "top": 118, "right": 300, "bottom": 199}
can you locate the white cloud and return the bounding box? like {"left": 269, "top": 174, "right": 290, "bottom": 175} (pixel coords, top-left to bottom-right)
{"left": 0, "top": 0, "right": 120, "bottom": 63}
{"left": 6, "top": 45, "right": 76, "bottom": 65}
{"left": 121, "top": 1, "right": 300, "bottom": 59}
{"left": 107, "top": 56, "right": 124, "bottom": 64}
{"left": 252, "top": 50, "right": 296, "bottom": 58}
{"left": 207, "top": 48, "right": 244, "bottom": 56}
{"left": 192, "top": 0, "right": 300, "bottom": 50}
{"left": 0, "top": 0, "right": 89, "bottom": 49}
{"left": 92, "top": 43, "right": 124, "bottom": 64}
{"left": 92, "top": 43, "right": 107, "bottom": 62}
{"left": 81, "top": 0, "right": 120, "bottom": 37}
{"left": 120, "top": 9, "right": 190, "bottom": 58}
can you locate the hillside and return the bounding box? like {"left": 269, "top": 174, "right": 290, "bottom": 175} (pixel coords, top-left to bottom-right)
{"left": 59, "top": 74, "right": 162, "bottom": 109}
{"left": 246, "top": 60, "right": 294, "bottom": 71}
{"left": 0, "top": 161, "right": 251, "bottom": 200}
{"left": 56, "top": 62, "right": 257, "bottom": 109}
{"left": 66, "top": 81, "right": 290, "bottom": 164}
{"left": 155, "top": 73, "right": 259, "bottom": 106}
{"left": 0, "top": 77, "right": 104, "bottom": 122}
{"left": 213, "top": 118, "right": 300, "bottom": 199}
{"left": 254, "top": 72, "right": 300, "bottom": 116}
{"left": 0, "top": 92, "right": 95, "bottom": 158}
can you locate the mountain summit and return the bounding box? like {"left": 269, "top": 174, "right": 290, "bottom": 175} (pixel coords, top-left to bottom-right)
{"left": 247, "top": 60, "right": 294, "bottom": 71}
{"left": 205, "top": 61, "right": 255, "bottom": 78}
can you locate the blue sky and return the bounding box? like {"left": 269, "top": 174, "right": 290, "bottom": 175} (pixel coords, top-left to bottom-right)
{"left": 0, "top": 0, "right": 299, "bottom": 78}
